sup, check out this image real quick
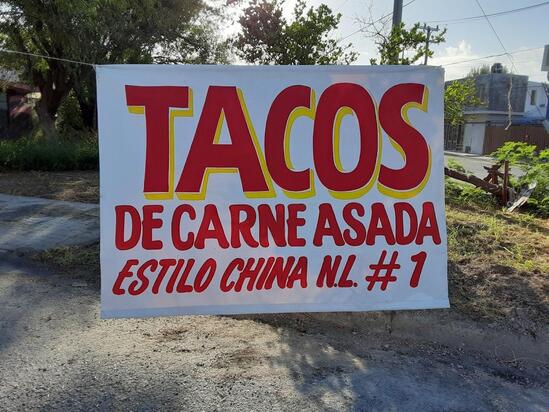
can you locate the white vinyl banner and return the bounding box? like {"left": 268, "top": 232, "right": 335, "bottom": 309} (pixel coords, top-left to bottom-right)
{"left": 97, "top": 65, "right": 448, "bottom": 318}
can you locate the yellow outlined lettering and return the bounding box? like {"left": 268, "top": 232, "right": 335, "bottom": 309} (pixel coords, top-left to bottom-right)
{"left": 176, "top": 88, "right": 275, "bottom": 201}
{"left": 282, "top": 90, "right": 316, "bottom": 199}
{"left": 377, "top": 86, "right": 431, "bottom": 199}
{"left": 328, "top": 96, "right": 382, "bottom": 200}
{"left": 128, "top": 89, "right": 194, "bottom": 201}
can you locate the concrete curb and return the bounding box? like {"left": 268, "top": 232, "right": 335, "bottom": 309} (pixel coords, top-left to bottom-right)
{"left": 310, "top": 310, "right": 549, "bottom": 363}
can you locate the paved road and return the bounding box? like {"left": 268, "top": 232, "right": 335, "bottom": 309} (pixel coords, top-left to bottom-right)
{"left": 444, "top": 152, "right": 523, "bottom": 177}
{"left": 0, "top": 194, "right": 99, "bottom": 253}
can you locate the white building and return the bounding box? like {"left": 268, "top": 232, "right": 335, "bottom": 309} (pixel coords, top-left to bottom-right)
{"left": 524, "top": 81, "right": 548, "bottom": 121}
{"left": 445, "top": 73, "right": 549, "bottom": 155}
{"left": 460, "top": 110, "right": 525, "bottom": 155}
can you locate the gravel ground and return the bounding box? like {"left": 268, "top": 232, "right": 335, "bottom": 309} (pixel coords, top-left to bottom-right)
{"left": 1, "top": 253, "right": 548, "bottom": 411}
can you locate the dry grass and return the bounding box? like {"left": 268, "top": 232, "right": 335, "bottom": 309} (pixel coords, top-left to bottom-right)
{"left": 0, "top": 171, "right": 99, "bottom": 203}
{"left": 32, "top": 242, "right": 100, "bottom": 285}
{"left": 446, "top": 203, "right": 549, "bottom": 334}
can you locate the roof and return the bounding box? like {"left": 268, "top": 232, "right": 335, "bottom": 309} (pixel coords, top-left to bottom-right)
{"left": 0, "top": 68, "right": 21, "bottom": 83}
{"left": 0, "top": 68, "right": 33, "bottom": 93}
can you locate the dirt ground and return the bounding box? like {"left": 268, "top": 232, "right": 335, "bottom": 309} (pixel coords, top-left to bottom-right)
{"left": 0, "top": 171, "right": 99, "bottom": 203}
{"left": 1, "top": 253, "right": 548, "bottom": 411}
{"left": 1, "top": 170, "right": 547, "bottom": 334}
{"left": 16, "top": 168, "right": 547, "bottom": 336}
{"left": 1, "top": 171, "right": 548, "bottom": 410}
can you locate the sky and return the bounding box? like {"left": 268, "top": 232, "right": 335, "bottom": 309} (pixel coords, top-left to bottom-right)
{"left": 270, "top": 0, "right": 549, "bottom": 82}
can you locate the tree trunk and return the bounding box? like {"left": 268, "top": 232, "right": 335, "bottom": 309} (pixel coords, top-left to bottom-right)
{"left": 35, "top": 100, "right": 57, "bottom": 140}
{"left": 73, "top": 70, "right": 97, "bottom": 131}
{"left": 32, "top": 66, "right": 71, "bottom": 140}
{"left": 78, "top": 97, "right": 97, "bottom": 131}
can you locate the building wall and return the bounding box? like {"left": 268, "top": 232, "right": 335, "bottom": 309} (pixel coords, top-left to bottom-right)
{"left": 474, "top": 73, "right": 528, "bottom": 113}
{"left": 524, "top": 81, "right": 548, "bottom": 120}
{"left": 0, "top": 87, "right": 33, "bottom": 139}
{"left": 463, "top": 122, "right": 486, "bottom": 154}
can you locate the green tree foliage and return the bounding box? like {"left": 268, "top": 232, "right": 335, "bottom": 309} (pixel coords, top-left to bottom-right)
{"left": 444, "top": 78, "right": 480, "bottom": 125}
{"left": 0, "top": 0, "right": 229, "bottom": 136}
{"left": 235, "top": 0, "right": 357, "bottom": 65}
{"left": 369, "top": 23, "right": 445, "bottom": 65}
{"left": 492, "top": 142, "right": 549, "bottom": 216}
{"left": 492, "top": 141, "right": 538, "bottom": 164}
{"left": 446, "top": 158, "right": 467, "bottom": 173}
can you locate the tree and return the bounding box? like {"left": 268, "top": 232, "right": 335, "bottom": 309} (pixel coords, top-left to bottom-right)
{"left": 468, "top": 64, "right": 508, "bottom": 77}
{"left": 492, "top": 142, "right": 549, "bottom": 216}
{"left": 366, "top": 22, "right": 446, "bottom": 65}
{"left": 235, "top": 0, "right": 357, "bottom": 65}
{"left": 444, "top": 78, "right": 480, "bottom": 125}
{"left": 0, "top": 0, "right": 229, "bottom": 137}
{"left": 69, "top": 2, "right": 230, "bottom": 131}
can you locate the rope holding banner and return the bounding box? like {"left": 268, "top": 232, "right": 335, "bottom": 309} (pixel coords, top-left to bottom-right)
{"left": 0, "top": 48, "right": 95, "bottom": 68}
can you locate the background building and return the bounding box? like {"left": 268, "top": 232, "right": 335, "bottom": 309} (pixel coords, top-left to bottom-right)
{"left": 0, "top": 69, "right": 35, "bottom": 139}
{"left": 444, "top": 63, "right": 549, "bottom": 155}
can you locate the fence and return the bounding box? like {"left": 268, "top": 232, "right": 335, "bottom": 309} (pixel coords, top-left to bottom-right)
{"left": 483, "top": 125, "right": 549, "bottom": 154}
{"left": 444, "top": 123, "right": 464, "bottom": 152}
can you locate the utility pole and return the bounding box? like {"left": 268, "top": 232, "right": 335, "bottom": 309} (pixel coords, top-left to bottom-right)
{"left": 392, "top": 0, "right": 403, "bottom": 28}
{"left": 420, "top": 23, "right": 440, "bottom": 65}
{"left": 390, "top": 0, "right": 403, "bottom": 64}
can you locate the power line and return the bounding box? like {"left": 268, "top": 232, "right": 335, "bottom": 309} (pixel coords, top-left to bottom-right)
{"left": 0, "top": 41, "right": 544, "bottom": 84}
{"left": 441, "top": 46, "right": 544, "bottom": 66}
{"left": 426, "top": 1, "right": 549, "bottom": 25}
{"left": 473, "top": 0, "right": 517, "bottom": 73}
{"left": 338, "top": 0, "right": 418, "bottom": 43}
{"left": 333, "top": 0, "right": 351, "bottom": 13}
{"left": 473, "top": 0, "right": 518, "bottom": 129}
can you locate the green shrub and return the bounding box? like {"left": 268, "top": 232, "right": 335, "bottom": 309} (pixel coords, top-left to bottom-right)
{"left": 457, "top": 186, "right": 497, "bottom": 208}
{"left": 492, "top": 142, "right": 549, "bottom": 217}
{"left": 491, "top": 141, "right": 537, "bottom": 164}
{"left": 445, "top": 178, "right": 498, "bottom": 209}
{"left": 57, "top": 92, "right": 85, "bottom": 133}
{"left": 446, "top": 158, "right": 467, "bottom": 173}
{"left": 444, "top": 176, "right": 463, "bottom": 200}
{"left": 0, "top": 136, "right": 98, "bottom": 172}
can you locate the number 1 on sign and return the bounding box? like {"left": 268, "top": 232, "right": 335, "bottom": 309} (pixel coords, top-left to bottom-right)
{"left": 410, "top": 251, "right": 427, "bottom": 288}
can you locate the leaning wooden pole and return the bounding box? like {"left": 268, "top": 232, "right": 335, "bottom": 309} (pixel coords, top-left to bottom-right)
{"left": 444, "top": 167, "right": 500, "bottom": 194}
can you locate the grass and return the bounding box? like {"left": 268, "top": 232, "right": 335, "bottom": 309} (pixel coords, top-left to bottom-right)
{"left": 446, "top": 192, "right": 548, "bottom": 334}
{"left": 446, "top": 204, "right": 549, "bottom": 274}
{"left": 0, "top": 137, "right": 98, "bottom": 172}
{"left": 32, "top": 242, "right": 100, "bottom": 284}
{"left": 36, "top": 242, "right": 100, "bottom": 268}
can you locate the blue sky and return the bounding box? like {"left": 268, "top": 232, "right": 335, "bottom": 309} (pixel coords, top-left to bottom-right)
{"left": 273, "top": 0, "right": 548, "bottom": 81}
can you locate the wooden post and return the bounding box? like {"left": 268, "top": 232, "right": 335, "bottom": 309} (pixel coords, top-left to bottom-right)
{"left": 444, "top": 167, "right": 500, "bottom": 194}
{"left": 502, "top": 160, "right": 509, "bottom": 205}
